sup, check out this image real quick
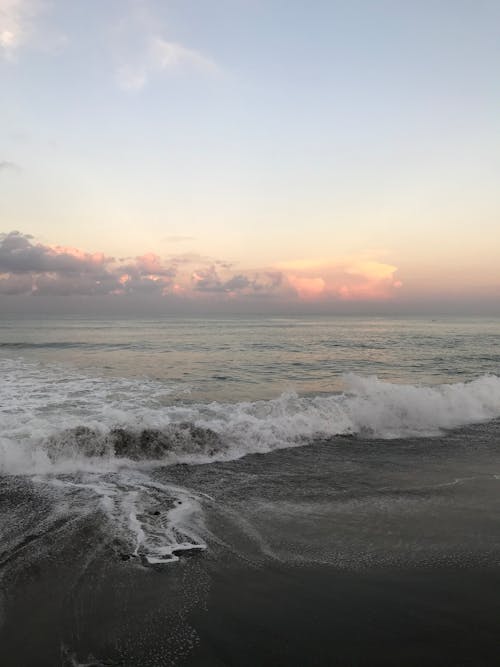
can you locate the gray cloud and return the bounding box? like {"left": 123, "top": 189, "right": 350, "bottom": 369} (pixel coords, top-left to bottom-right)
{"left": 215, "top": 260, "right": 234, "bottom": 270}
{"left": 0, "top": 231, "right": 285, "bottom": 303}
{"left": 223, "top": 275, "right": 251, "bottom": 291}
{"left": 118, "top": 276, "right": 169, "bottom": 295}
{"left": 0, "top": 273, "right": 33, "bottom": 294}
{"left": 33, "top": 273, "right": 119, "bottom": 296}
{"left": 0, "top": 161, "right": 20, "bottom": 172}
{"left": 193, "top": 265, "right": 283, "bottom": 296}
{"left": 0, "top": 231, "right": 176, "bottom": 296}
{"left": 0, "top": 231, "right": 112, "bottom": 274}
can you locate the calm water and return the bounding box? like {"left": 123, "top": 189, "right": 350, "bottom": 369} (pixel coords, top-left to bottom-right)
{"left": 1, "top": 315, "right": 500, "bottom": 665}
{"left": 1, "top": 316, "right": 499, "bottom": 402}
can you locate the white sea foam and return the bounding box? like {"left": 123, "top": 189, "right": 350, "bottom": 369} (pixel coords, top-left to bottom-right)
{"left": 1, "top": 357, "right": 500, "bottom": 476}
{"left": 48, "top": 474, "right": 207, "bottom": 564}
{"left": 1, "top": 357, "right": 500, "bottom": 568}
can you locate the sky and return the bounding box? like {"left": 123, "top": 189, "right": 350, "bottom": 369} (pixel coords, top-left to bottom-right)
{"left": 0, "top": 0, "right": 499, "bottom": 314}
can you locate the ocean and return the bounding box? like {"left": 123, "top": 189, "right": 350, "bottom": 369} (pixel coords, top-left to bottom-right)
{"left": 1, "top": 315, "right": 500, "bottom": 666}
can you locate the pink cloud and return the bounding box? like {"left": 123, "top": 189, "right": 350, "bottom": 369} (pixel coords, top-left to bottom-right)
{"left": 0, "top": 231, "right": 403, "bottom": 305}
{"left": 276, "top": 258, "right": 401, "bottom": 302}
{"left": 287, "top": 276, "right": 326, "bottom": 299}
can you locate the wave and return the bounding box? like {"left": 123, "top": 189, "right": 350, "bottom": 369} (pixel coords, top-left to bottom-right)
{"left": 1, "top": 361, "right": 500, "bottom": 569}
{"left": 0, "top": 341, "right": 140, "bottom": 350}
{"left": 44, "top": 423, "right": 221, "bottom": 462}
{"left": 1, "top": 357, "right": 500, "bottom": 476}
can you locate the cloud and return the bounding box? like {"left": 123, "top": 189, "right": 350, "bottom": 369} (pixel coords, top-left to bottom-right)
{"left": 0, "top": 160, "right": 20, "bottom": 171}
{"left": 112, "top": 9, "right": 218, "bottom": 91}
{"left": 191, "top": 265, "right": 282, "bottom": 297}
{"left": 117, "top": 37, "right": 217, "bottom": 91}
{"left": 277, "top": 257, "right": 402, "bottom": 301}
{"left": 0, "top": 231, "right": 402, "bottom": 307}
{"left": 0, "top": 0, "right": 54, "bottom": 59}
{"left": 338, "top": 259, "right": 402, "bottom": 300}
{"left": 0, "top": 231, "right": 177, "bottom": 296}
{"left": 192, "top": 266, "right": 252, "bottom": 293}
{"left": 287, "top": 276, "right": 326, "bottom": 299}
{"left": 0, "top": 272, "right": 33, "bottom": 294}
{"left": 0, "top": 231, "right": 112, "bottom": 274}
{"left": 126, "top": 252, "right": 176, "bottom": 278}
{"left": 152, "top": 36, "right": 217, "bottom": 73}
{"left": 1, "top": 0, "right": 37, "bottom": 58}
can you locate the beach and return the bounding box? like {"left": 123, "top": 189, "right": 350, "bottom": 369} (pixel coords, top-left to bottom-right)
{"left": 0, "top": 317, "right": 500, "bottom": 665}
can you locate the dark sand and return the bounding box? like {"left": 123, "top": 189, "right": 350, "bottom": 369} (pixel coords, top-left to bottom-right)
{"left": 186, "top": 563, "right": 500, "bottom": 667}
{"left": 2, "top": 426, "right": 500, "bottom": 665}
{"left": 2, "top": 550, "right": 500, "bottom": 666}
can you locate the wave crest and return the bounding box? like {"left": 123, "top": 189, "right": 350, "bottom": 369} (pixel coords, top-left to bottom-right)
{"left": 1, "top": 370, "right": 500, "bottom": 475}
{"left": 46, "top": 424, "right": 220, "bottom": 461}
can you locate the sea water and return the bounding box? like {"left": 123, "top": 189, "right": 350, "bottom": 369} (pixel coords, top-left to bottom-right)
{"left": 1, "top": 315, "right": 500, "bottom": 664}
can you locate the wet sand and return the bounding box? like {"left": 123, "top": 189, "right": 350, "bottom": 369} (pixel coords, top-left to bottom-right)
{"left": 2, "top": 547, "right": 500, "bottom": 666}
{"left": 186, "top": 563, "right": 500, "bottom": 666}
{"left": 2, "top": 426, "right": 500, "bottom": 665}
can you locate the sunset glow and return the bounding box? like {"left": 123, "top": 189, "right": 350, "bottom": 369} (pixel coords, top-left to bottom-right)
{"left": 0, "top": 0, "right": 498, "bottom": 313}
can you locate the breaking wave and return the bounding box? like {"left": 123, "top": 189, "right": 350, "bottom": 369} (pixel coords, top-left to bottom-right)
{"left": 1, "top": 357, "right": 500, "bottom": 569}
{"left": 1, "top": 356, "right": 500, "bottom": 476}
